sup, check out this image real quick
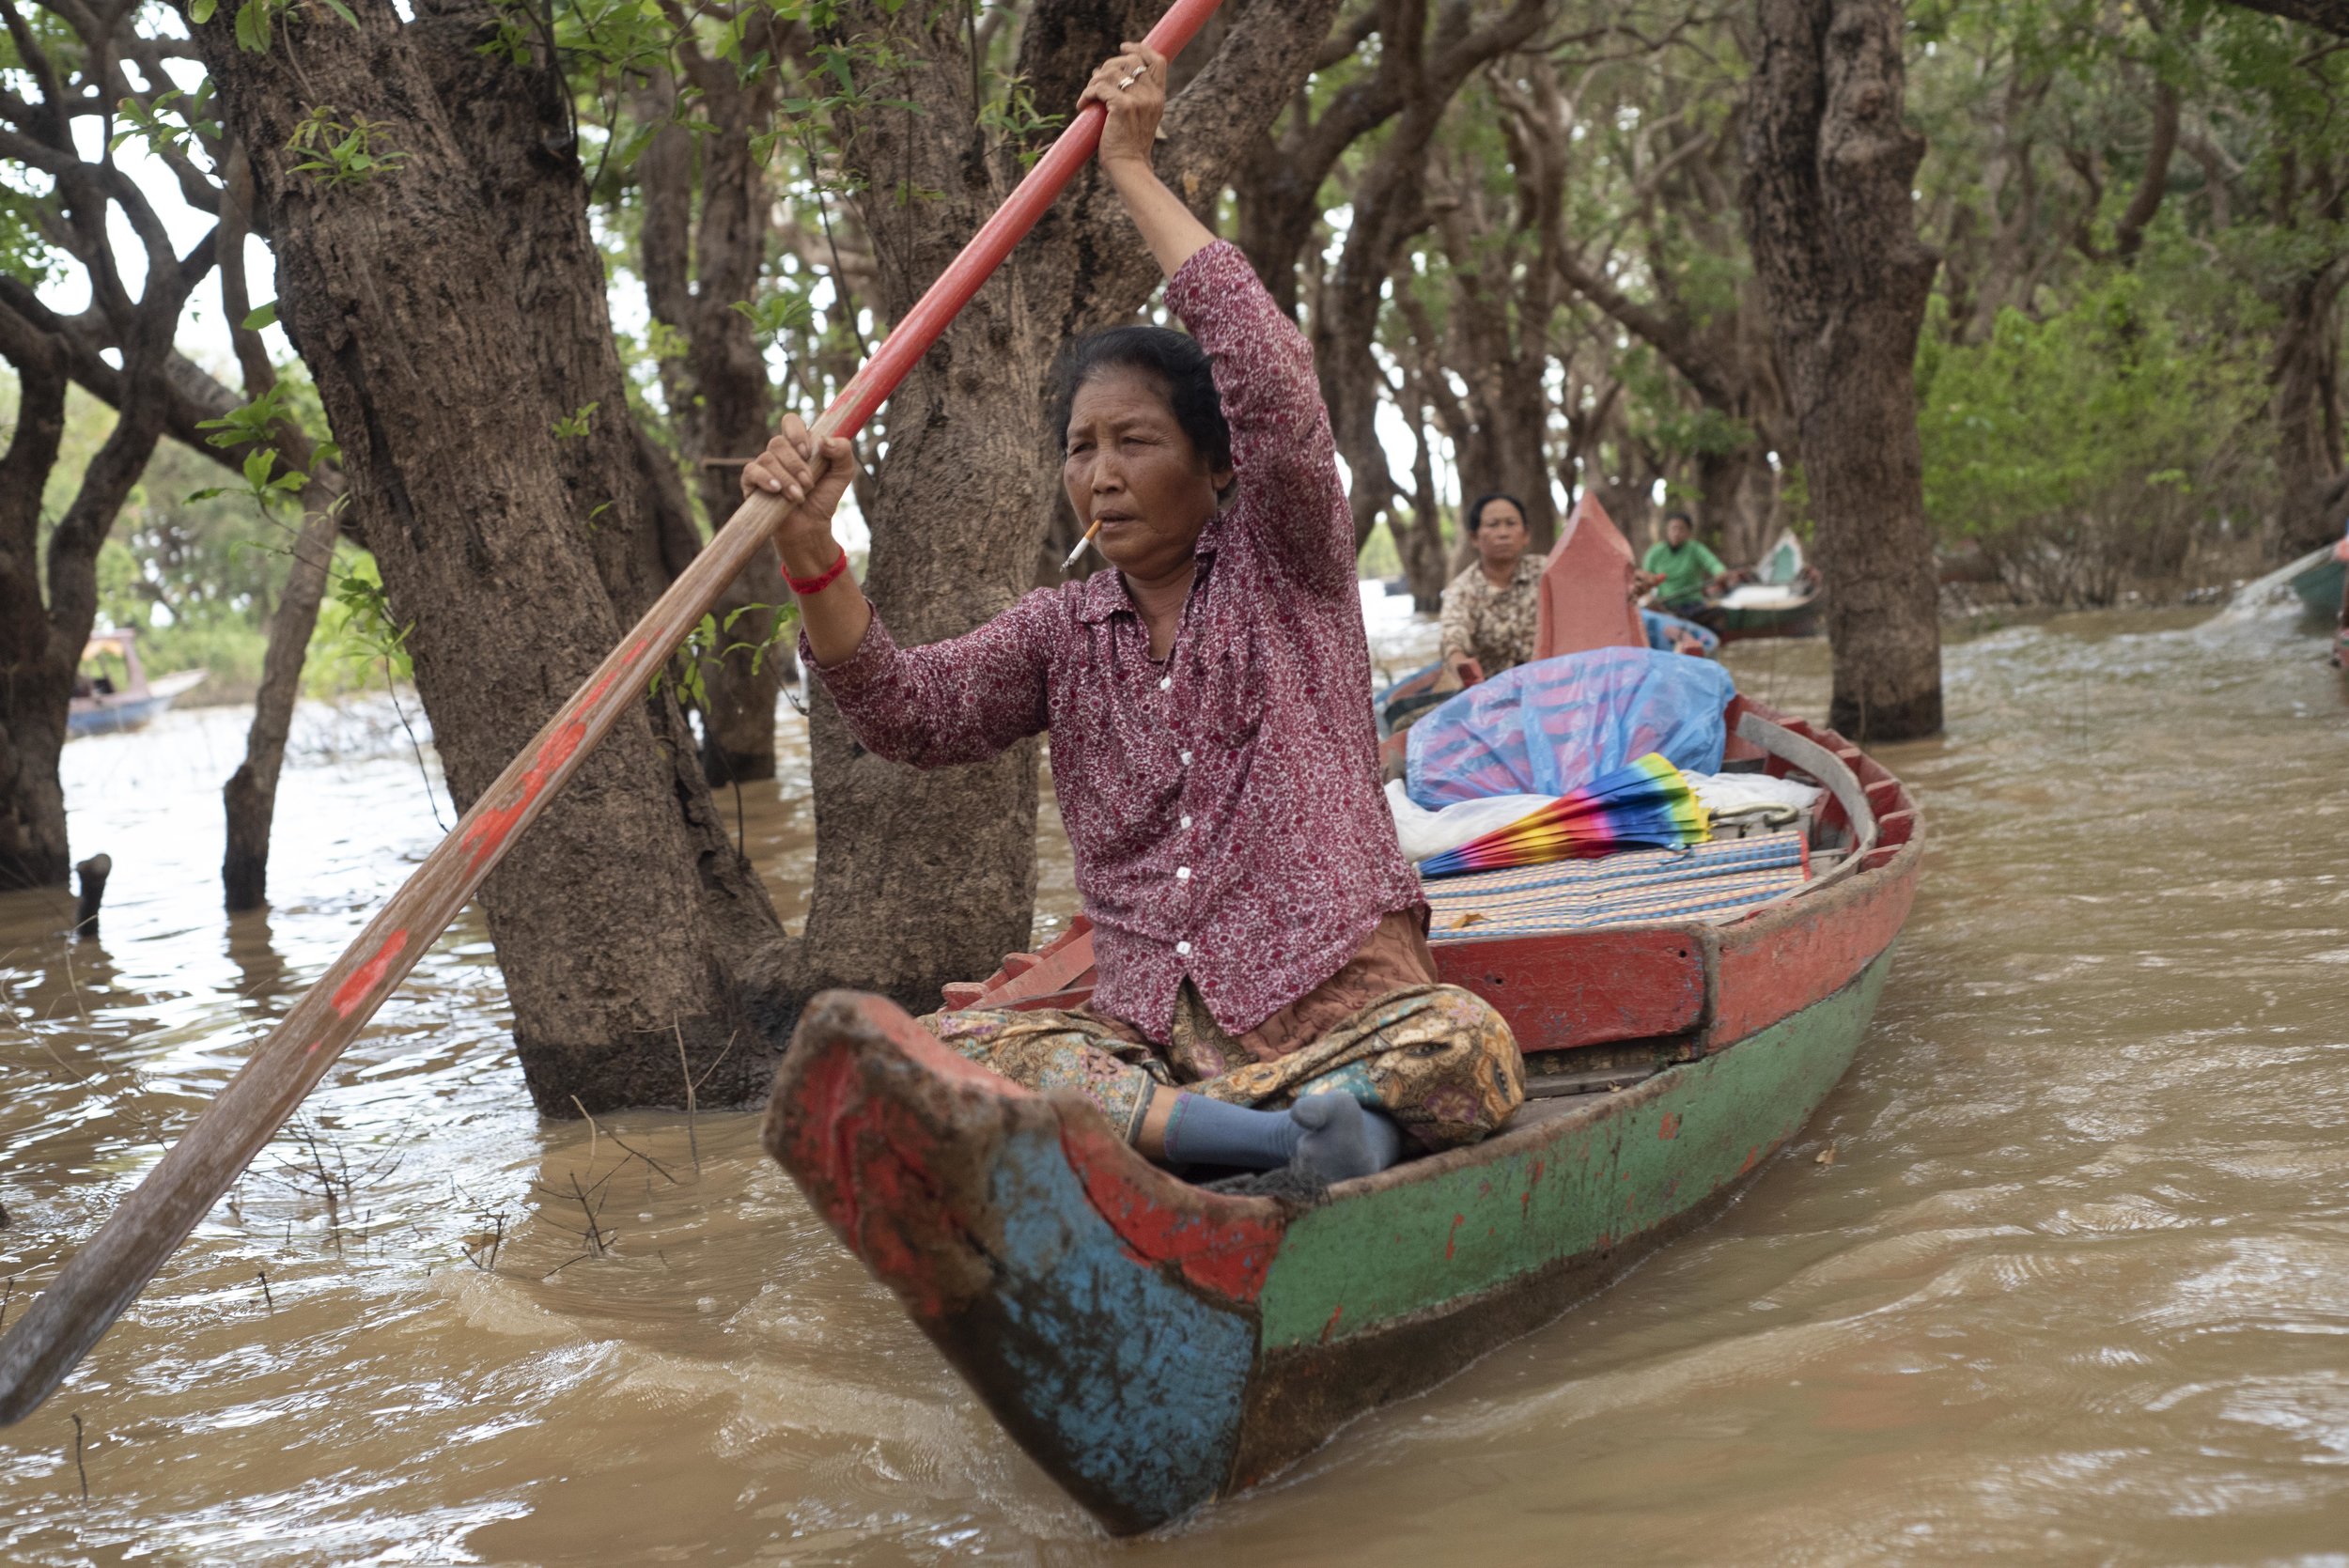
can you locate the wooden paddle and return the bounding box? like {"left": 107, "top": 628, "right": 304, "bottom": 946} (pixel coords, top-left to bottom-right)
{"left": 0, "top": 0, "right": 1227, "bottom": 1427}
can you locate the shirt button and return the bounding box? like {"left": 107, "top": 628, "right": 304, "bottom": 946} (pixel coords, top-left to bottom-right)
{"left": 1159, "top": 675, "right": 1172, "bottom": 691}
{"left": 1179, "top": 750, "right": 1193, "bottom": 766}
{"left": 1180, "top": 815, "right": 1192, "bottom": 829}
{"left": 1175, "top": 865, "right": 1191, "bottom": 880}
{"left": 1175, "top": 940, "right": 1192, "bottom": 956}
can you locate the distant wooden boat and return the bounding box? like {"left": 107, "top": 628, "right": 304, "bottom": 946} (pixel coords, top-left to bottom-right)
{"left": 2290, "top": 547, "right": 2347, "bottom": 620}
{"left": 1697, "top": 529, "right": 1824, "bottom": 643}
{"left": 764, "top": 694, "right": 1921, "bottom": 1534}
{"left": 69, "top": 630, "right": 207, "bottom": 737}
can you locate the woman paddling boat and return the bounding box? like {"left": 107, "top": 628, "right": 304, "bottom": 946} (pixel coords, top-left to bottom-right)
{"left": 744, "top": 42, "right": 1523, "bottom": 1185}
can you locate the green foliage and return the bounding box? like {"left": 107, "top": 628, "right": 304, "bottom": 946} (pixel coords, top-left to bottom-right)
{"left": 977, "top": 77, "right": 1065, "bottom": 168}
{"left": 1916, "top": 269, "right": 2271, "bottom": 604}
{"left": 111, "top": 82, "right": 223, "bottom": 160}
{"left": 730, "top": 286, "right": 814, "bottom": 341}
{"left": 55, "top": 394, "right": 304, "bottom": 701}
{"left": 550, "top": 401, "right": 600, "bottom": 440}
{"left": 0, "top": 190, "right": 52, "bottom": 287}
{"left": 653, "top": 600, "right": 801, "bottom": 708}
{"left": 288, "top": 106, "right": 411, "bottom": 188}
{"left": 308, "top": 547, "right": 417, "bottom": 697}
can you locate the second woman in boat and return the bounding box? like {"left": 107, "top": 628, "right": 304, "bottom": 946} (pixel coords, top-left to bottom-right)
{"left": 743, "top": 42, "right": 1521, "bottom": 1185}
{"left": 1437, "top": 492, "right": 1542, "bottom": 686}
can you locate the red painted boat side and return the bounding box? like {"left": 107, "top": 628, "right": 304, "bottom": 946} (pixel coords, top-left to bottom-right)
{"left": 1434, "top": 927, "right": 1706, "bottom": 1049}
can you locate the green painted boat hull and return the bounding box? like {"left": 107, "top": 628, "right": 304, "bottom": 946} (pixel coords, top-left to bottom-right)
{"left": 2293, "top": 552, "right": 2347, "bottom": 619}
{"left": 1231, "top": 949, "right": 1892, "bottom": 1487}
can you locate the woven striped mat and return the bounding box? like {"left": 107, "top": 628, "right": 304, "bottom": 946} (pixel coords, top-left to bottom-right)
{"left": 1423, "top": 832, "right": 1808, "bottom": 941}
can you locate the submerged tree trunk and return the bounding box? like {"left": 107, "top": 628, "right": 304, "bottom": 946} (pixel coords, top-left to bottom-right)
{"left": 1742, "top": 0, "right": 1944, "bottom": 741}
{"left": 2269, "top": 261, "right": 2349, "bottom": 554}
{"left": 223, "top": 507, "right": 338, "bottom": 910}
{"left": 0, "top": 325, "right": 73, "bottom": 892}
{"left": 218, "top": 145, "right": 344, "bottom": 913}
{"left": 0, "top": 282, "right": 189, "bottom": 891}
{"left": 197, "top": 0, "right": 789, "bottom": 1112}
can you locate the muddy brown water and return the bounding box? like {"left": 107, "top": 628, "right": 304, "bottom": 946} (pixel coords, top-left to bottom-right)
{"left": 3, "top": 597, "right": 2346, "bottom": 1565}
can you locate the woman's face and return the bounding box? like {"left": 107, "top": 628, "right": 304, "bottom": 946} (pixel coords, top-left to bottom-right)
{"left": 1474, "top": 500, "right": 1528, "bottom": 568}
{"left": 1063, "top": 368, "right": 1231, "bottom": 582}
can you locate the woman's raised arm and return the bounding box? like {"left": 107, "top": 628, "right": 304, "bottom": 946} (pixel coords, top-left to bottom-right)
{"left": 1081, "top": 44, "right": 1212, "bottom": 279}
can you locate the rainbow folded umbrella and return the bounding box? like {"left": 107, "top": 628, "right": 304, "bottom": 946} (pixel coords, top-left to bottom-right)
{"left": 1418, "top": 753, "right": 1711, "bottom": 877}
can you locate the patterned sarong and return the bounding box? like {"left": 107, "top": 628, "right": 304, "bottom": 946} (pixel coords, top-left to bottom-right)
{"left": 923, "top": 982, "right": 1522, "bottom": 1154}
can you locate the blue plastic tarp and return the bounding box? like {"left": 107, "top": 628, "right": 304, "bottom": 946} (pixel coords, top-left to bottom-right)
{"left": 1405, "top": 646, "right": 1737, "bottom": 807}
{"left": 1642, "top": 609, "right": 1719, "bottom": 656}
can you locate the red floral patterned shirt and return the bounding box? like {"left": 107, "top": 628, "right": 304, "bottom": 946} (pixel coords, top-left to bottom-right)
{"left": 809, "top": 241, "right": 1423, "bottom": 1043}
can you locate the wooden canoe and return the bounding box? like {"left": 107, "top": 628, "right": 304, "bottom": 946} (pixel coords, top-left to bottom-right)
{"left": 1694, "top": 567, "right": 1824, "bottom": 643}
{"left": 761, "top": 695, "right": 1921, "bottom": 1534}
{"left": 2290, "top": 549, "right": 2347, "bottom": 621}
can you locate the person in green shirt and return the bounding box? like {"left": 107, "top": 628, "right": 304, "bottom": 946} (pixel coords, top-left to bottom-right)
{"left": 1637, "top": 509, "right": 1733, "bottom": 613}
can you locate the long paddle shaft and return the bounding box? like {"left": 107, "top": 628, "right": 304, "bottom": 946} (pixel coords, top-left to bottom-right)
{"left": 0, "top": 0, "right": 1225, "bottom": 1427}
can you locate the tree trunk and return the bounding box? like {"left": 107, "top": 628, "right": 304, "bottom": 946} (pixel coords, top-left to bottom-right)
{"left": 1694, "top": 438, "right": 1781, "bottom": 564}
{"left": 637, "top": 62, "right": 795, "bottom": 784}
{"left": 196, "top": 0, "right": 789, "bottom": 1113}
{"left": 0, "top": 325, "right": 73, "bottom": 891}
{"left": 1400, "top": 390, "right": 1451, "bottom": 613}
{"left": 1742, "top": 0, "right": 1944, "bottom": 741}
{"left": 217, "top": 143, "right": 344, "bottom": 913}
{"left": 223, "top": 506, "right": 337, "bottom": 910}
{"left": 2271, "top": 264, "right": 2349, "bottom": 553}
{"left": 0, "top": 273, "right": 185, "bottom": 890}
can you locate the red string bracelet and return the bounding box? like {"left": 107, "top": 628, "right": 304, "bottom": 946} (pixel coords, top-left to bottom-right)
{"left": 786, "top": 546, "right": 851, "bottom": 598}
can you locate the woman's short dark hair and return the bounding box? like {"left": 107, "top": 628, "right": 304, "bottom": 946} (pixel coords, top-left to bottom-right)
{"left": 1663, "top": 507, "right": 1694, "bottom": 528}
{"left": 1057, "top": 326, "right": 1233, "bottom": 474}
{"left": 1465, "top": 492, "right": 1526, "bottom": 534}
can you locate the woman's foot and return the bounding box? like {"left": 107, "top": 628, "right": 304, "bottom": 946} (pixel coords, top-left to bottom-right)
{"left": 1288, "top": 1094, "right": 1404, "bottom": 1183}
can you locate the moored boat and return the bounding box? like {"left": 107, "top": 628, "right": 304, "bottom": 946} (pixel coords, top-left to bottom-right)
{"left": 2289, "top": 547, "right": 2347, "bottom": 621}
{"left": 763, "top": 693, "right": 1921, "bottom": 1534}
{"left": 1695, "top": 529, "right": 1824, "bottom": 643}
{"left": 69, "top": 629, "right": 207, "bottom": 737}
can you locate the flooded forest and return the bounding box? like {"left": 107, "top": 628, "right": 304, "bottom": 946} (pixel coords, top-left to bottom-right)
{"left": 5, "top": 0, "right": 2349, "bottom": 1562}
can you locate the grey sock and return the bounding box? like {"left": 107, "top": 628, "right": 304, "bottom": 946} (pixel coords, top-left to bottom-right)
{"left": 1161, "top": 1093, "right": 1302, "bottom": 1171}
{"left": 1288, "top": 1094, "right": 1406, "bottom": 1183}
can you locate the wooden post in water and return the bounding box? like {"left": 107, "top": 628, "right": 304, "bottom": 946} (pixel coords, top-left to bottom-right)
{"left": 0, "top": 0, "right": 1226, "bottom": 1427}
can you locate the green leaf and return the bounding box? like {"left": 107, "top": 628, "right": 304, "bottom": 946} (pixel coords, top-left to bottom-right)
{"left": 241, "top": 301, "right": 277, "bottom": 331}
{"left": 319, "top": 0, "right": 360, "bottom": 26}
{"left": 234, "top": 0, "right": 271, "bottom": 53}
{"left": 191, "top": 0, "right": 218, "bottom": 21}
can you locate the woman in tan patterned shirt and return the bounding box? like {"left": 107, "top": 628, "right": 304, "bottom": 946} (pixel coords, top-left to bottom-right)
{"left": 1438, "top": 493, "right": 1543, "bottom": 684}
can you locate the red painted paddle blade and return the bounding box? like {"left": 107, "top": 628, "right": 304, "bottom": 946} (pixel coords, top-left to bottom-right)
{"left": 0, "top": 0, "right": 1228, "bottom": 1429}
